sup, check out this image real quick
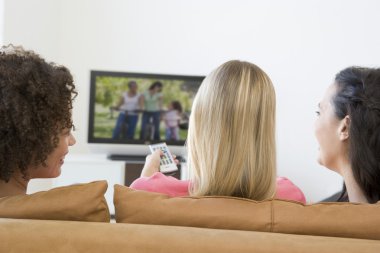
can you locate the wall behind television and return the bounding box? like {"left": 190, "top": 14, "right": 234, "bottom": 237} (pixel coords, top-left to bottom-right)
{"left": 2, "top": 0, "right": 380, "bottom": 202}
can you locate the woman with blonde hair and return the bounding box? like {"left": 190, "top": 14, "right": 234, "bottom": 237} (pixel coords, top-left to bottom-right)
{"left": 131, "top": 60, "right": 305, "bottom": 202}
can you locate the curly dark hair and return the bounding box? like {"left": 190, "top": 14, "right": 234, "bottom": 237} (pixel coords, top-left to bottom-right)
{"left": 0, "top": 45, "right": 77, "bottom": 182}
{"left": 333, "top": 66, "right": 380, "bottom": 203}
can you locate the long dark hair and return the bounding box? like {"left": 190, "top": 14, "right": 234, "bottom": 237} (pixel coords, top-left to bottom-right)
{"left": 333, "top": 67, "right": 380, "bottom": 203}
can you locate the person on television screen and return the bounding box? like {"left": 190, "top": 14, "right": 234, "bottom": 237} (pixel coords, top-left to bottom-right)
{"left": 139, "top": 81, "right": 163, "bottom": 141}
{"left": 315, "top": 66, "right": 380, "bottom": 203}
{"left": 112, "top": 81, "right": 140, "bottom": 140}
{"left": 164, "top": 101, "right": 182, "bottom": 141}
{"left": 130, "top": 60, "right": 306, "bottom": 203}
{"left": 0, "top": 44, "right": 77, "bottom": 198}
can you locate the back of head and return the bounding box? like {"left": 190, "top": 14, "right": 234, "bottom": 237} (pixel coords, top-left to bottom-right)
{"left": 333, "top": 66, "right": 380, "bottom": 203}
{"left": 0, "top": 44, "right": 76, "bottom": 182}
{"left": 187, "top": 60, "right": 276, "bottom": 200}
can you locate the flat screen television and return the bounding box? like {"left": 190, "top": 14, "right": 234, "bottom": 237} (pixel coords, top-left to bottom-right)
{"left": 88, "top": 70, "right": 205, "bottom": 160}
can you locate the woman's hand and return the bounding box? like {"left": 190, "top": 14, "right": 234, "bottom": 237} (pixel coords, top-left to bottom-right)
{"left": 172, "top": 155, "right": 180, "bottom": 165}
{"left": 140, "top": 150, "right": 162, "bottom": 177}
{"left": 140, "top": 149, "right": 180, "bottom": 177}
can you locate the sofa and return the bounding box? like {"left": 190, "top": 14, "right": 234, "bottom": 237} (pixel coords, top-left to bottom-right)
{"left": 1, "top": 181, "right": 380, "bottom": 253}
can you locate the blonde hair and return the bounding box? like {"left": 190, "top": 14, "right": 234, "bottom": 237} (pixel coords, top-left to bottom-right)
{"left": 187, "top": 60, "right": 276, "bottom": 200}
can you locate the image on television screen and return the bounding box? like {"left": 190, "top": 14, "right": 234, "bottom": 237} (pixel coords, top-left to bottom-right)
{"left": 88, "top": 71, "right": 205, "bottom": 146}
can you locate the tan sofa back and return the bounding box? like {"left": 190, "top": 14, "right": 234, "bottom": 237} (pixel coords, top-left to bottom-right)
{"left": 1, "top": 218, "right": 380, "bottom": 253}
{"left": 272, "top": 200, "right": 380, "bottom": 239}
{"left": 114, "top": 185, "right": 380, "bottom": 240}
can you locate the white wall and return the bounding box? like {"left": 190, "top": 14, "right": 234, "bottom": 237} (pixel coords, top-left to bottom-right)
{"left": 3, "top": 0, "right": 380, "bottom": 202}
{"left": 0, "top": 0, "right": 3, "bottom": 43}
{"left": 3, "top": 0, "right": 60, "bottom": 60}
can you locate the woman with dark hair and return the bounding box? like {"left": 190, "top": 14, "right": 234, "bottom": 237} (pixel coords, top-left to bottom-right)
{"left": 139, "top": 81, "right": 163, "bottom": 140}
{"left": 315, "top": 66, "right": 380, "bottom": 203}
{"left": 0, "top": 45, "right": 77, "bottom": 197}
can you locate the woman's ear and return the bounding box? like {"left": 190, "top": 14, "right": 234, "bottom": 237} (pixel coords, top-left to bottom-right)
{"left": 338, "top": 115, "right": 350, "bottom": 141}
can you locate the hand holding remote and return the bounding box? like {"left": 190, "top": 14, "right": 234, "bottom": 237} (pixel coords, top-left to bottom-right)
{"left": 140, "top": 149, "right": 162, "bottom": 177}
{"left": 149, "top": 143, "right": 178, "bottom": 173}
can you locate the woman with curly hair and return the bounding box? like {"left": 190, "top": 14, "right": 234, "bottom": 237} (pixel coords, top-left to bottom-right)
{"left": 0, "top": 45, "right": 77, "bottom": 198}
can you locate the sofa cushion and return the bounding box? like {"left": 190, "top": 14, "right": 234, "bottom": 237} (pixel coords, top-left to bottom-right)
{"left": 0, "top": 181, "right": 110, "bottom": 222}
{"left": 272, "top": 200, "right": 380, "bottom": 240}
{"left": 114, "top": 184, "right": 380, "bottom": 240}
{"left": 114, "top": 184, "right": 272, "bottom": 231}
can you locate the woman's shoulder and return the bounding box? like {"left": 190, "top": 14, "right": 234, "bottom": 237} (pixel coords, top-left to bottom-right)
{"left": 130, "top": 172, "right": 189, "bottom": 197}
{"left": 275, "top": 177, "right": 306, "bottom": 204}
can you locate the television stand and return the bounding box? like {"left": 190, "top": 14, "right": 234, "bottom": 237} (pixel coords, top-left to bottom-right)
{"left": 107, "top": 154, "right": 182, "bottom": 186}
{"left": 107, "top": 154, "right": 146, "bottom": 163}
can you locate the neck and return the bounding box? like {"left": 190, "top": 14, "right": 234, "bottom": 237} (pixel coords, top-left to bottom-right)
{"left": 0, "top": 171, "right": 29, "bottom": 198}
{"left": 341, "top": 167, "right": 368, "bottom": 203}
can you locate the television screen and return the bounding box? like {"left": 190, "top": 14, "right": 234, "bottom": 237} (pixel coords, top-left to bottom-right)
{"left": 88, "top": 71, "right": 205, "bottom": 149}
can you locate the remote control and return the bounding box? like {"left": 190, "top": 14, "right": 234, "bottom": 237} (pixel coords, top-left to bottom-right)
{"left": 149, "top": 142, "right": 178, "bottom": 173}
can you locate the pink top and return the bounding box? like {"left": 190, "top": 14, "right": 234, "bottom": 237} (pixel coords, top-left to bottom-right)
{"left": 130, "top": 172, "right": 306, "bottom": 204}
